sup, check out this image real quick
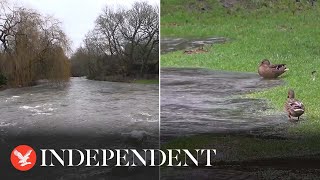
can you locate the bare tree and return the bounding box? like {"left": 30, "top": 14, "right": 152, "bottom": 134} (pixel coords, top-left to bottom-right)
{"left": 72, "top": 2, "right": 159, "bottom": 81}
{"left": 0, "top": 1, "right": 23, "bottom": 52}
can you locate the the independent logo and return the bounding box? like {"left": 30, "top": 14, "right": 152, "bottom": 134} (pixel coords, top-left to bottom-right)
{"left": 10, "top": 145, "right": 36, "bottom": 171}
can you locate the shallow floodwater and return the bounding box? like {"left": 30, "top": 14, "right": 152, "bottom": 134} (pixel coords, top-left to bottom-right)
{"left": 161, "top": 68, "right": 287, "bottom": 140}
{"left": 161, "top": 37, "right": 227, "bottom": 54}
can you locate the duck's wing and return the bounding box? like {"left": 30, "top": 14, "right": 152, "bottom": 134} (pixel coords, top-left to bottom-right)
{"left": 293, "top": 101, "right": 304, "bottom": 109}
{"left": 270, "top": 64, "right": 287, "bottom": 70}
{"left": 288, "top": 99, "right": 304, "bottom": 110}
{"left": 285, "top": 99, "right": 293, "bottom": 111}
{"left": 286, "top": 98, "right": 305, "bottom": 118}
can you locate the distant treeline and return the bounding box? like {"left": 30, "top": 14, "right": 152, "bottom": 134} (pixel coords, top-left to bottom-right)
{"left": 70, "top": 2, "right": 159, "bottom": 82}
{"left": 0, "top": 0, "right": 70, "bottom": 87}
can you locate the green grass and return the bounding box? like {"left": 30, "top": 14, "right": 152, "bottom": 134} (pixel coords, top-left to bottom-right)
{"left": 161, "top": 0, "right": 320, "bottom": 136}
{"left": 132, "top": 79, "right": 159, "bottom": 84}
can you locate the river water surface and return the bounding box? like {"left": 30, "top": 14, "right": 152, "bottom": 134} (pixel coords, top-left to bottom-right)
{"left": 161, "top": 68, "right": 288, "bottom": 141}
{"left": 0, "top": 77, "right": 158, "bottom": 139}
{"left": 0, "top": 77, "right": 159, "bottom": 179}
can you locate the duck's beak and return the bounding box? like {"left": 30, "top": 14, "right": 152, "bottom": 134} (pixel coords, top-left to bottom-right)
{"left": 284, "top": 68, "right": 289, "bottom": 71}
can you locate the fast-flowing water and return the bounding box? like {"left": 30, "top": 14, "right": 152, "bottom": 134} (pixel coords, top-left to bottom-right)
{"left": 161, "top": 68, "right": 288, "bottom": 141}
{"left": 0, "top": 77, "right": 158, "bottom": 139}
{"left": 0, "top": 77, "right": 159, "bottom": 179}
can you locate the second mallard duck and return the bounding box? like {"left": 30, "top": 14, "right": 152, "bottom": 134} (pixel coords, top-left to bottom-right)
{"left": 258, "top": 59, "right": 288, "bottom": 79}
{"left": 285, "top": 89, "right": 305, "bottom": 121}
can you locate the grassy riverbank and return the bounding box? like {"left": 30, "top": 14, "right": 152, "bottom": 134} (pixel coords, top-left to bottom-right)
{"left": 161, "top": 0, "right": 320, "bottom": 136}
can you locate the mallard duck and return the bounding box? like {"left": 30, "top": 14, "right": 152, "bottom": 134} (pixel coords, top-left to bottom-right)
{"left": 258, "top": 59, "right": 288, "bottom": 79}
{"left": 285, "top": 89, "right": 305, "bottom": 120}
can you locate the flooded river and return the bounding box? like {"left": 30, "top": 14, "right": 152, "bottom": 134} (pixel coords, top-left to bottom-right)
{"left": 0, "top": 77, "right": 159, "bottom": 179}
{"left": 0, "top": 77, "right": 158, "bottom": 140}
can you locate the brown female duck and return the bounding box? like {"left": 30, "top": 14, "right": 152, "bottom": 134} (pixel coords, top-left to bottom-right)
{"left": 285, "top": 89, "right": 305, "bottom": 120}
{"left": 258, "top": 59, "right": 288, "bottom": 78}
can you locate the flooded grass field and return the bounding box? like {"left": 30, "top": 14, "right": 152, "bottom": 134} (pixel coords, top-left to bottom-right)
{"left": 160, "top": 36, "right": 320, "bottom": 179}
{"left": 161, "top": 68, "right": 287, "bottom": 141}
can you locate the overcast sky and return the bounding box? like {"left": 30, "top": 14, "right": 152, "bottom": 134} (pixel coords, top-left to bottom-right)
{"left": 17, "top": 0, "right": 159, "bottom": 52}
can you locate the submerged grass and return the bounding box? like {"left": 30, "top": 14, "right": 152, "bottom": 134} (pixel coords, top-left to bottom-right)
{"left": 161, "top": 0, "right": 320, "bottom": 137}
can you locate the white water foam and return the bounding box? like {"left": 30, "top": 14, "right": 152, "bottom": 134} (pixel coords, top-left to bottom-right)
{"left": 19, "top": 103, "right": 56, "bottom": 116}
{"left": 0, "top": 122, "right": 17, "bottom": 127}
{"left": 130, "top": 112, "right": 158, "bottom": 122}
{"left": 5, "top": 95, "right": 21, "bottom": 102}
